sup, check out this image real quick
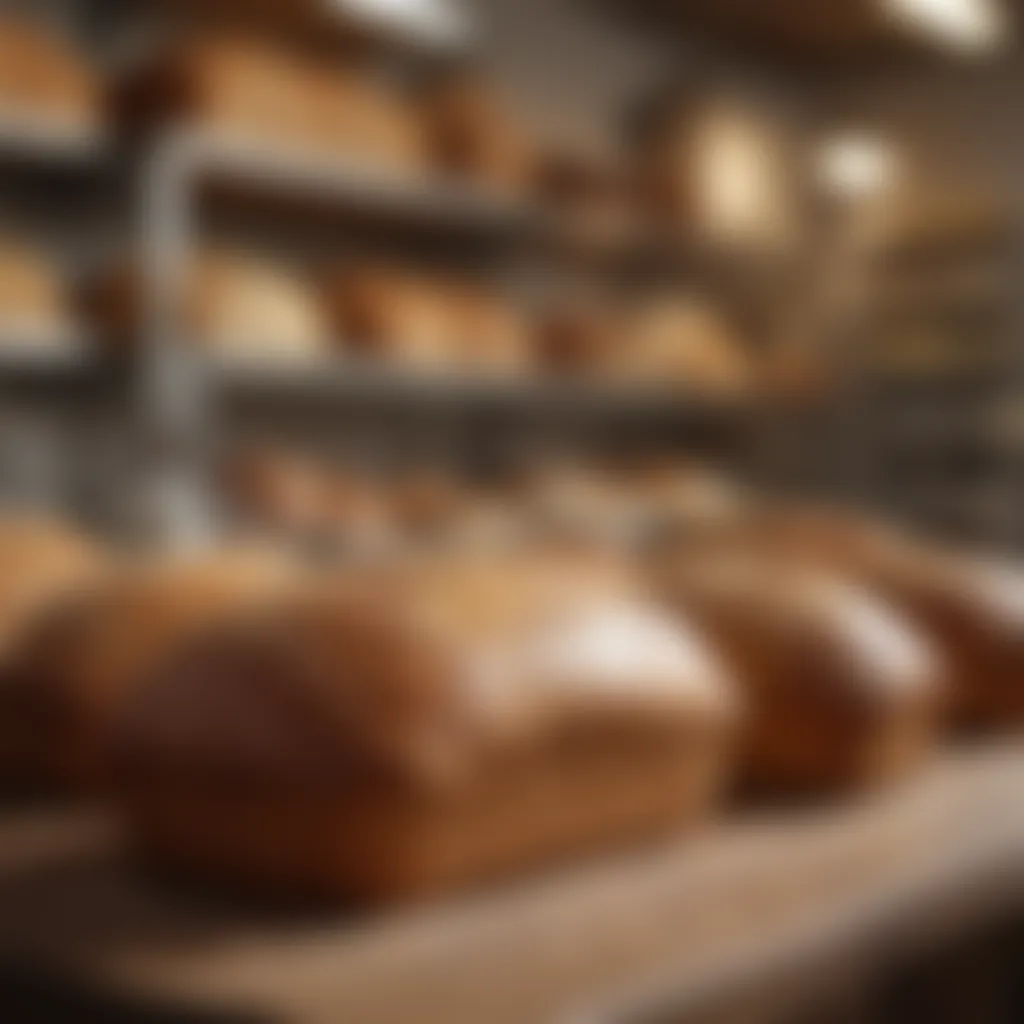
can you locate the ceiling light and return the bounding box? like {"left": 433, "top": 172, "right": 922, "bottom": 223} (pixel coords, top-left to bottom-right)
{"left": 882, "top": 0, "right": 1008, "bottom": 54}
{"left": 330, "top": 0, "right": 469, "bottom": 48}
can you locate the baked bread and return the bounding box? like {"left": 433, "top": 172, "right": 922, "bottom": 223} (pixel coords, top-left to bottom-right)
{"left": 2, "top": 550, "right": 300, "bottom": 792}
{"left": 449, "top": 288, "right": 532, "bottom": 377}
{"left": 0, "top": 518, "right": 106, "bottom": 784}
{"left": 115, "top": 35, "right": 421, "bottom": 172}
{"left": 418, "top": 69, "right": 533, "bottom": 196}
{"left": 0, "top": 242, "right": 73, "bottom": 343}
{"left": 90, "top": 250, "right": 327, "bottom": 361}
{"left": 112, "top": 554, "right": 736, "bottom": 901}
{"left": 658, "top": 551, "right": 942, "bottom": 793}
{"left": 756, "top": 509, "right": 1024, "bottom": 730}
{"left": 0, "top": 15, "right": 98, "bottom": 129}
{"left": 325, "top": 266, "right": 455, "bottom": 369}
{"left": 621, "top": 298, "right": 750, "bottom": 395}
{"left": 0, "top": 518, "right": 103, "bottom": 666}
{"left": 535, "top": 302, "right": 620, "bottom": 376}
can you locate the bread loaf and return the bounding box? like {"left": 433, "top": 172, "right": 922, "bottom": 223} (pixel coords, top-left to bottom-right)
{"left": 116, "top": 35, "right": 421, "bottom": 172}
{"left": 0, "top": 242, "right": 73, "bottom": 342}
{"left": 450, "top": 288, "right": 532, "bottom": 377}
{"left": 2, "top": 550, "right": 300, "bottom": 791}
{"left": 757, "top": 509, "right": 1024, "bottom": 730}
{"left": 112, "top": 554, "right": 736, "bottom": 901}
{"left": 621, "top": 298, "right": 750, "bottom": 395}
{"left": 91, "top": 250, "right": 327, "bottom": 361}
{"left": 535, "top": 302, "right": 619, "bottom": 376}
{"left": 325, "top": 266, "right": 455, "bottom": 369}
{"left": 0, "top": 519, "right": 105, "bottom": 785}
{"left": 419, "top": 69, "right": 533, "bottom": 196}
{"left": 0, "top": 15, "right": 98, "bottom": 128}
{"left": 659, "top": 552, "right": 942, "bottom": 793}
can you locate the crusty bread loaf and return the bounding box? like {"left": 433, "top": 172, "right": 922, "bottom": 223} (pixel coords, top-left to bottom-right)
{"left": 112, "top": 553, "right": 736, "bottom": 901}
{"left": 2, "top": 550, "right": 301, "bottom": 792}
{"left": 326, "top": 266, "right": 531, "bottom": 376}
{"left": 450, "top": 287, "right": 533, "bottom": 377}
{"left": 0, "top": 242, "right": 73, "bottom": 341}
{"left": 325, "top": 266, "right": 455, "bottom": 369}
{"left": 0, "top": 15, "right": 98, "bottom": 128}
{"left": 90, "top": 250, "right": 327, "bottom": 361}
{"left": 658, "top": 552, "right": 942, "bottom": 793}
{"left": 116, "top": 35, "right": 421, "bottom": 172}
{"left": 418, "top": 69, "right": 533, "bottom": 196}
{"left": 0, "top": 518, "right": 103, "bottom": 666}
{"left": 535, "top": 302, "right": 620, "bottom": 376}
{"left": 620, "top": 298, "right": 751, "bottom": 395}
{"left": 755, "top": 509, "right": 1024, "bottom": 731}
{"left": 0, "top": 519, "right": 106, "bottom": 785}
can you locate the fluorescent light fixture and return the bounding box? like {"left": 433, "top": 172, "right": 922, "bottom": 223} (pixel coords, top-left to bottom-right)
{"left": 331, "top": 0, "right": 469, "bottom": 48}
{"left": 882, "top": 0, "right": 1007, "bottom": 53}
{"left": 817, "top": 133, "right": 897, "bottom": 198}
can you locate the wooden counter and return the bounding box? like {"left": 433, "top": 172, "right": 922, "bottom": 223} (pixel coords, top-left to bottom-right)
{"left": 1, "top": 742, "right": 1023, "bottom": 1024}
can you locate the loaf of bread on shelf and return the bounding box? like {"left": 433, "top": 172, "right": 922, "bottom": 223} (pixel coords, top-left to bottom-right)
{"left": 537, "top": 153, "right": 640, "bottom": 254}
{"left": 1, "top": 549, "right": 301, "bottom": 792}
{"left": 621, "top": 460, "right": 752, "bottom": 551}
{"left": 0, "top": 15, "right": 98, "bottom": 128}
{"left": 449, "top": 287, "right": 532, "bottom": 376}
{"left": 626, "top": 92, "right": 701, "bottom": 227}
{"left": 621, "top": 297, "right": 751, "bottom": 395}
{"left": 755, "top": 508, "right": 1024, "bottom": 730}
{"left": 224, "top": 448, "right": 395, "bottom": 554}
{"left": 418, "top": 67, "right": 533, "bottom": 196}
{"left": 223, "top": 447, "right": 336, "bottom": 538}
{"left": 111, "top": 552, "right": 736, "bottom": 901}
{"left": 115, "top": 35, "right": 421, "bottom": 172}
{"left": 324, "top": 266, "right": 456, "bottom": 369}
{"left": 0, "top": 241, "right": 73, "bottom": 342}
{"left": 535, "top": 301, "right": 620, "bottom": 376}
{"left": 90, "top": 250, "right": 327, "bottom": 361}
{"left": 657, "top": 551, "right": 942, "bottom": 793}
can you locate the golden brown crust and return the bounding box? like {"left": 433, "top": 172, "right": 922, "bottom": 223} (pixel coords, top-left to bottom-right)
{"left": 659, "top": 552, "right": 943, "bottom": 793}
{"left": 112, "top": 555, "right": 735, "bottom": 900}
{"left": 3, "top": 549, "right": 302, "bottom": 791}
{"left": 0, "top": 15, "right": 98, "bottom": 127}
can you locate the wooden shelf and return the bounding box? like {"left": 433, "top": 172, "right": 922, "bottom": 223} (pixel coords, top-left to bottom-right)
{"left": 1, "top": 743, "right": 1021, "bottom": 1024}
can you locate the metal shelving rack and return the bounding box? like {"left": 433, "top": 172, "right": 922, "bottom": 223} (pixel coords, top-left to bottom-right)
{"left": 0, "top": 2, "right": 788, "bottom": 545}
{"left": 843, "top": 206, "right": 1024, "bottom": 551}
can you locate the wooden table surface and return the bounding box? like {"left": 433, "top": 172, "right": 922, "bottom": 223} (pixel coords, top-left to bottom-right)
{"left": 2, "top": 741, "right": 1023, "bottom": 1024}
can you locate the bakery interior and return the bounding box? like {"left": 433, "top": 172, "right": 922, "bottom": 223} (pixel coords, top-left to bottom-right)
{"left": 2, "top": 0, "right": 1024, "bottom": 1021}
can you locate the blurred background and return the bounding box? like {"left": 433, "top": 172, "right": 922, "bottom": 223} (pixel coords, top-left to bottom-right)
{"left": 2, "top": 1, "right": 1024, "bottom": 1022}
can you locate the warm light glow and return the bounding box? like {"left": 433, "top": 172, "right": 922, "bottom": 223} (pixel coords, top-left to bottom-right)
{"left": 331, "top": 0, "right": 468, "bottom": 46}
{"left": 882, "top": 0, "right": 1007, "bottom": 53}
{"left": 817, "top": 134, "right": 897, "bottom": 198}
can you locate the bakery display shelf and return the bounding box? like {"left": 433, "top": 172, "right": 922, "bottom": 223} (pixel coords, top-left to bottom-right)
{"left": 0, "top": 333, "right": 99, "bottom": 380}
{"left": 0, "top": 743, "right": 1021, "bottom": 1024}
{"left": 212, "top": 353, "right": 750, "bottom": 420}
{"left": 0, "top": 110, "right": 105, "bottom": 167}
{"left": 177, "top": 130, "right": 538, "bottom": 238}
